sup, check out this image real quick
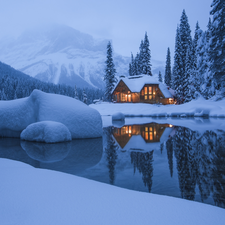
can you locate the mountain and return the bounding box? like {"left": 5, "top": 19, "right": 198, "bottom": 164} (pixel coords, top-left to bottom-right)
{"left": 0, "top": 24, "right": 165, "bottom": 89}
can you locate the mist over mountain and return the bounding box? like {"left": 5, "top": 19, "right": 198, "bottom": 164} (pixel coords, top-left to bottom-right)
{"left": 0, "top": 24, "right": 164, "bottom": 89}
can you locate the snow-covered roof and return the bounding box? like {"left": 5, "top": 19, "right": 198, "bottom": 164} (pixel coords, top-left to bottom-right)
{"left": 113, "top": 75, "right": 173, "bottom": 98}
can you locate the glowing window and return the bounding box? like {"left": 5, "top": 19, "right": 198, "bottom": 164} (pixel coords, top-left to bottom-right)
{"left": 144, "top": 95, "right": 147, "bottom": 100}
{"left": 149, "top": 87, "right": 152, "bottom": 94}
{"left": 149, "top": 127, "right": 153, "bottom": 131}
{"left": 145, "top": 127, "right": 148, "bottom": 132}
{"left": 149, "top": 95, "right": 152, "bottom": 100}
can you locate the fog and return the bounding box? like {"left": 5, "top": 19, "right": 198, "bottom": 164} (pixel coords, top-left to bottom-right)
{"left": 0, "top": 0, "right": 212, "bottom": 61}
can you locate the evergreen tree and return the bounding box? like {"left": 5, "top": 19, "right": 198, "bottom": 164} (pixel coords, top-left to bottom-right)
{"left": 141, "top": 32, "right": 152, "bottom": 75}
{"left": 165, "top": 47, "right": 172, "bottom": 87}
{"left": 172, "top": 26, "right": 183, "bottom": 103}
{"left": 209, "top": 0, "right": 225, "bottom": 94}
{"left": 104, "top": 41, "right": 117, "bottom": 101}
{"left": 130, "top": 52, "right": 134, "bottom": 76}
{"left": 134, "top": 53, "right": 140, "bottom": 75}
{"left": 184, "top": 45, "right": 193, "bottom": 102}
{"left": 74, "top": 85, "right": 79, "bottom": 100}
{"left": 172, "top": 10, "right": 192, "bottom": 104}
{"left": 158, "top": 71, "right": 163, "bottom": 82}
{"left": 82, "top": 88, "right": 87, "bottom": 104}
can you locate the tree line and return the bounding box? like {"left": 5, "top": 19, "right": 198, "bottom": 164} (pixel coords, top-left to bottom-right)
{"left": 0, "top": 61, "right": 104, "bottom": 104}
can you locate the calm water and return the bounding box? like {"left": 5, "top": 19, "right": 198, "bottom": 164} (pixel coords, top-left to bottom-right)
{"left": 1, "top": 121, "right": 225, "bottom": 208}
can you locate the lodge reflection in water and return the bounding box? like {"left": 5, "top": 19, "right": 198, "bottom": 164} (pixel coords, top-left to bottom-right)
{"left": 113, "top": 123, "right": 174, "bottom": 149}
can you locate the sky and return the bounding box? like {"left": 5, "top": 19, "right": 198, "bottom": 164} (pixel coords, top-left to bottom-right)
{"left": 0, "top": 0, "right": 212, "bottom": 62}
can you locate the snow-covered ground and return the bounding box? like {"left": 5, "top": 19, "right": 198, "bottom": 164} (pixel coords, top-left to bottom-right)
{"left": 90, "top": 97, "right": 225, "bottom": 118}
{"left": 0, "top": 89, "right": 102, "bottom": 140}
{"left": 1, "top": 158, "right": 225, "bottom": 225}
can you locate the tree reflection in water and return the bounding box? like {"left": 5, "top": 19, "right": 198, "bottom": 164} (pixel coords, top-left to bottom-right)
{"left": 130, "top": 150, "right": 154, "bottom": 192}
{"left": 171, "top": 127, "right": 225, "bottom": 208}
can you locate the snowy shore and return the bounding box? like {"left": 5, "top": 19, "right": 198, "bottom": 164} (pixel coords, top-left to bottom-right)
{"left": 90, "top": 97, "right": 225, "bottom": 118}
{"left": 1, "top": 158, "right": 225, "bottom": 225}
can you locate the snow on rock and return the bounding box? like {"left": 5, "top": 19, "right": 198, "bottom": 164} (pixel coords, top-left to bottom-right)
{"left": 21, "top": 141, "right": 71, "bottom": 163}
{"left": 20, "top": 121, "right": 72, "bottom": 143}
{"left": 112, "top": 112, "right": 125, "bottom": 121}
{"left": 0, "top": 89, "right": 102, "bottom": 139}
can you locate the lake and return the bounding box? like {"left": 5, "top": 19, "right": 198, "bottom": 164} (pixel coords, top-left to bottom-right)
{"left": 1, "top": 118, "right": 225, "bottom": 209}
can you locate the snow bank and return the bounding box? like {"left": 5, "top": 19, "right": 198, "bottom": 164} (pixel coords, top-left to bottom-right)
{"left": 21, "top": 121, "right": 72, "bottom": 143}
{"left": 90, "top": 97, "right": 225, "bottom": 118}
{"left": 1, "top": 158, "right": 225, "bottom": 225}
{"left": 0, "top": 90, "right": 102, "bottom": 139}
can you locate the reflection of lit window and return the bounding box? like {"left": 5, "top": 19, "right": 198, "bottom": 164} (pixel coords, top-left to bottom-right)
{"left": 129, "top": 126, "right": 132, "bottom": 134}
{"left": 150, "top": 132, "right": 153, "bottom": 140}
{"left": 145, "top": 132, "right": 148, "bottom": 140}
{"left": 149, "top": 87, "right": 152, "bottom": 94}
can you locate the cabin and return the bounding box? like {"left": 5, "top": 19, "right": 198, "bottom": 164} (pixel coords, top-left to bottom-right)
{"left": 112, "top": 75, "right": 174, "bottom": 104}
{"left": 113, "top": 123, "right": 174, "bottom": 152}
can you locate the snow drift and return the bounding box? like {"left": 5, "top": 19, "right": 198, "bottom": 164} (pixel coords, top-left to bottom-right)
{"left": 0, "top": 90, "right": 102, "bottom": 139}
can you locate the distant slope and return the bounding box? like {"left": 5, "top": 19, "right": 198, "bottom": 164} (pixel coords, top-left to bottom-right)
{"left": 0, "top": 24, "right": 130, "bottom": 89}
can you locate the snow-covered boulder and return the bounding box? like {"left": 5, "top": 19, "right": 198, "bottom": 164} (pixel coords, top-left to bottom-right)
{"left": 20, "top": 121, "right": 72, "bottom": 143}
{"left": 0, "top": 90, "right": 102, "bottom": 139}
{"left": 21, "top": 141, "right": 71, "bottom": 163}
{"left": 112, "top": 112, "right": 125, "bottom": 121}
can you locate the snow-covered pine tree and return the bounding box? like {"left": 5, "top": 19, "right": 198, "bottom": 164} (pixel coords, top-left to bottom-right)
{"left": 74, "top": 85, "right": 79, "bottom": 100}
{"left": 209, "top": 0, "right": 225, "bottom": 94}
{"left": 184, "top": 46, "right": 193, "bottom": 102}
{"left": 130, "top": 52, "right": 134, "bottom": 76}
{"left": 179, "top": 10, "right": 192, "bottom": 71}
{"left": 104, "top": 41, "right": 117, "bottom": 102}
{"left": 138, "top": 40, "right": 144, "bottom": 74}
{"left": 82, "top": 88, "right": 87, "bottom": 104}
{"left": 134, "top": 53, "right": 140, "bottom": 75}
{"left": 158, "top": 71, "right": 163, "bottom": 82}
{"left": 141, "top": 32, "right": 152, "bottom": 75}
{"left": 165, "top": 47, "right": 172, "bottom": 87}
{"left": 172, "top": 26, "right": 183, "bottom": 103}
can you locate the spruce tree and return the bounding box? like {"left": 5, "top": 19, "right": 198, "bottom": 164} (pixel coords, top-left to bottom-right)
{"left": 82, "top": 88, "right": 87, "bottom": 104}
{"left": 158, "top": 71, "right": 163, "bottom": 82}
{"left": 172, "top": 26, "right": 183, "bottom": 103}
{"left": 209, "top": 0, "right": 225, "bottom": 93}
{"left": 141, "top": 32, "right": 152, "bottom": 75}
{"left": 104, "top": 41, "right": 117, "bottom": 102}
{"left": 74, "top": 85, "right": 79, "bottom": 100}
{"left": 165, "top": 47, "right": 172, "bottom": 87}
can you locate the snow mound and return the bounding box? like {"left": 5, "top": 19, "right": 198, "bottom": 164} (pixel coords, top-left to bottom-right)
{"left": 20, "top": 121, "right": 72, "bottom": 143}
{"left": 0, "top": 90, "right": 102, "bottom": 139}
{"left": 112, "top": 112, "right": 125, "bottom": 121}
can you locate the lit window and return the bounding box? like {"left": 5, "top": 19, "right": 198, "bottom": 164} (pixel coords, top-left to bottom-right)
{"left": 144, "top": 87, "right": 147, "bottom": 95}
{"left": 149, "top": 87, "right": 152, "bottom": 94}
{"left": 149, "top": 95, "right": 152, "bottom": 100}
{"left": 145, "top": 95, "right": 147, "bottom": 100}
{"left": 145, "top": 127, "right": 148, "bottom": 132}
